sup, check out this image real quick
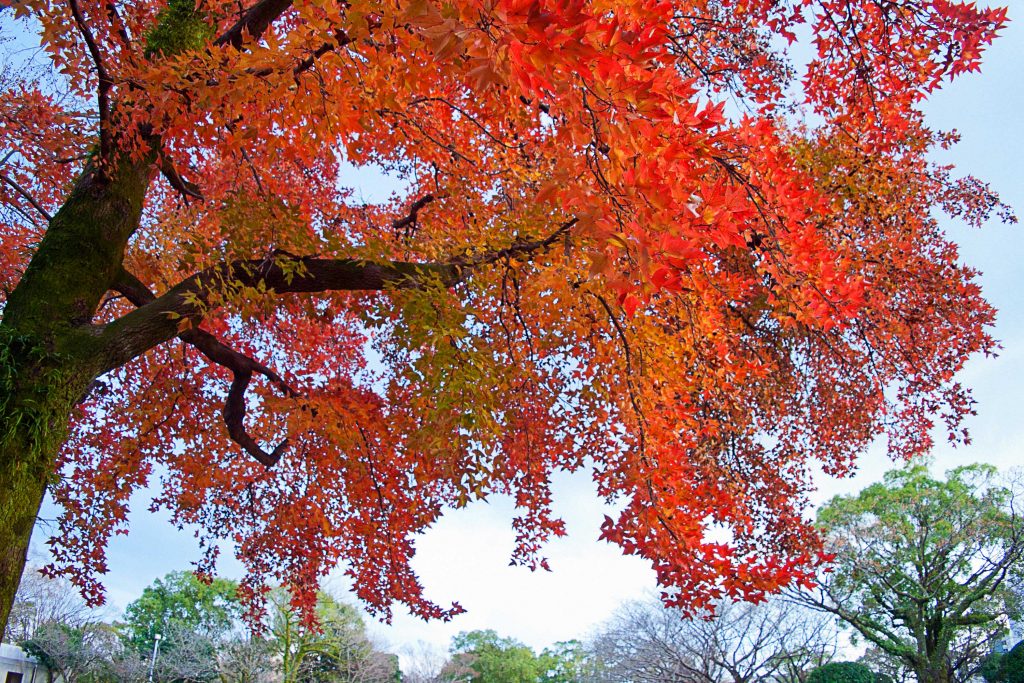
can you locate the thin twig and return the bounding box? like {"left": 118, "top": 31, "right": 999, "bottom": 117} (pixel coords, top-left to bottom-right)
{"left": 0, "top": 170, "right": 52, "bottom": 221}
{"left": 458, "top": 218, "right": 579, "bottom": 269}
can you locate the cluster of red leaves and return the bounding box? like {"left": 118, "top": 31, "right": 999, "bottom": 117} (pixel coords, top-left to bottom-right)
{"left": 0, "top": 0, "right": 1010, "bottom": 622}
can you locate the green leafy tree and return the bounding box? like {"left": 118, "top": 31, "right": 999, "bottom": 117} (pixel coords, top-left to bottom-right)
{"left": 980, "top": 641, "right": 1024, "bottom": 683}
{"left": 447, "top": 632, "right": 598, "bottom": 683}
{"left": 123, "top": 571, "right": 242, "bottom": 656}
{"left": 122, "top": 575, "right": 396, "bottom": 683}
{"left": 798, "top": 463, "right": 1024, "bottom": 683}
{"left": 981, "top": 654, "right": 1005, "bottom": 683}
{"left": 806, "top": 662, "right": 875, "bottom": 683}
{"left": 537, "top": 641, "right": 600, "bottom": 683}
{"left": 1003, "top": 643, "right": 1024, "bottom": 683}
{"left": 449, "top": 631, "right": 542, "bottom": 683}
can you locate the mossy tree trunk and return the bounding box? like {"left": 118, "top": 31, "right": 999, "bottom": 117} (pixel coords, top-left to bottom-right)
{"left": 914, "top": 662, "right": 953, "bottom": 683}
{"left": 0, "top": 156, "right": 154, "bottom": 640}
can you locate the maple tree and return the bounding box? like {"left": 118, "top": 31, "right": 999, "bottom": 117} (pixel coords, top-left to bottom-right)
{"left": 0, "top": 0, "right": 1013, "bottom": 638}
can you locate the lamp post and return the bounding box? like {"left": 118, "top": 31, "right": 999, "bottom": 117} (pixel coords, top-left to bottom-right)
{"left": 147, "top": 633, "right": 163, "bottom": 683}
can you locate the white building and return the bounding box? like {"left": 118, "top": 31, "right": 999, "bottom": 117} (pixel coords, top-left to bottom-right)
{"left": 0, "top": 643, "right": 55, "bottom": 683}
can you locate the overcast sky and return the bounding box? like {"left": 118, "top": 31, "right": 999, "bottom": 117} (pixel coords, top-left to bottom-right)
{"left": 22, "top": 0, "right": 1024, "bottom": 665}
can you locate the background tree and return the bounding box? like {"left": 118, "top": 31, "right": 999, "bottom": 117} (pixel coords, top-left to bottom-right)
{"left": 445, "top": 631, "right": 592, "bottom": 683}
{"left": 22, "top": 620, "right": 131, "bottom": 683}
{"left": 122, "top": 571, "right": 243, "bottom": 657}
{"left": 796, "top": 463, "right": 1024, "bottom": 683}
{"left": 214, "top": 636, "right": 274, "bottom": 683}
{"left": 857, "top": 648, "right": 912, "bottom": 683}
{"left": 5, "top": 564, "right": 94, "bottom": 643}
{"left": 400, "top": 642, "right": 474, "bottom": 683}
{"left": 0, "top": 0, "right": 1011, "bottom": 634}
{"left": 980, "top": 641, "right": 1024, "bottom": 683}
{"left": 120, "top": 572, "right": 245, "bottom": 683}
{"left": 536, "top": 641, "right": 600, "bottom": 683}
{"left": 449, "top": 630, "right": 540, "bottom": 683}
{"left": 121, "top": 574, "right": 397, "bottom": 683}
{"left": 805, "top": 662, "right": 876, "bottom": 683}
{"left": 588, "top": 595, "right": 838, "bottom": 683}
{"left": 267, "top": 589, "right": 398, "bottom": 683}
{"left": 149, "top": 625, "right": 225, "bottom": 683}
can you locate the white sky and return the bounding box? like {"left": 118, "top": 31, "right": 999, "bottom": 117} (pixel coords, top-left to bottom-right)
{"left": 23, "top": 0, "right": 1024, "bottom": 665}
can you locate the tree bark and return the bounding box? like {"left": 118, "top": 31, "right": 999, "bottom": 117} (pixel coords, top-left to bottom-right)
{"left": 0, "top": 155, "right": 154, "bottom": 641}
{"left": 915, "top": 661, "right": 953, "bottom": 683}
{"left": 0, "top": 366, "right": 88, "bottom": 643}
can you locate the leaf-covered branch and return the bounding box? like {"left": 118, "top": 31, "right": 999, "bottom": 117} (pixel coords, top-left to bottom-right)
{"left": 214, "top": 0, "right": 295, "bottom": 49}
{"left": 99, "top": 256, "right": 462, "bottom": 374}
{"left": 113, "top": 270, "right": 297, "bottom": 466}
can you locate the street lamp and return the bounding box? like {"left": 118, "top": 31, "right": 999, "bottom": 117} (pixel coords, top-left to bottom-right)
{"left": 147, "top": 633, "right": 163, "bottom": 683}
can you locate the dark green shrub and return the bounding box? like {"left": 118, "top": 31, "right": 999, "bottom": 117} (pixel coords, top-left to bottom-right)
{"left": 982, "top": 652, "right": 1005, "bottom": 683}
{"left": 1003, "top": 641, "right": 1024, "bottom": 683}
{"left": 807, "top": 662, "right": 876, "bottom": 683}
{"left": 977, "top": 642, "right": 1024, "bottom": 683}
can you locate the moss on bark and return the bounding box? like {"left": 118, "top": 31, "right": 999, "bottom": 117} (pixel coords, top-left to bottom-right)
{"left": 0, "top": 329, "right": 92, "bottom": 639}
{"left": 0, "top": 155, "right": 153, "bottom": 641}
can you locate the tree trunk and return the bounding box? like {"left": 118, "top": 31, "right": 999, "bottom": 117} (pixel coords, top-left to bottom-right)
{"left": 915, "top": 661, "right": 953, "bottom": 683}
{"left": 0, "top": 345, "right": 94, "bottom": 642}
{"left": 0, "top": 155, "right": 154, "bottom": 642}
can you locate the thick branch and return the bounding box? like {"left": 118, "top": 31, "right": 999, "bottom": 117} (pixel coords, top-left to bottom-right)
{"left": 160, "top": 156, "right": 204, "bottom": 201}
{"left": 214, "top": 0, "right": 295, "bottom": 49}
{"left": 100, "top": 256, "right": 462, "bottom": 373}
{"left": 224, "top": 369, "right": 290, "bottom": 466}
{"left": 114, "top": 270, "right": 297, "bottom": 467}
{"left": 99, "top": 218, "right": 580, "bottom": 374}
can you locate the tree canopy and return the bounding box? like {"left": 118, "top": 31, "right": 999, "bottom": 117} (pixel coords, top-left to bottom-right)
{"left": 797, "top": 463, "right": 1024, "bottom": 683}
{"left": 446, "top": 631, "right": 592, "bottom": 683}
{"left": 0, "top": 0, "right": 1012, "bottom": 633}
{"left": 806, "top": 662, "right": 877, "bottom": 683}
{"left": 122, "top": 570, "right": 242, "bottom": 654}
{"left": 981, "top": 641, "right": 1024, "bottom": 683}
{"left": 450, "top": 630, "right": 544, "bottom": 683}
